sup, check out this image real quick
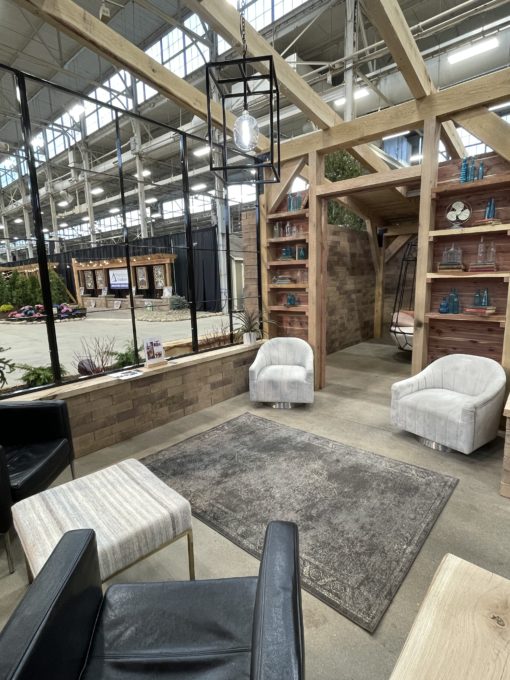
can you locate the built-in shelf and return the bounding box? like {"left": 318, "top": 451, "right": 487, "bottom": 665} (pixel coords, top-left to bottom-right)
{"left": 427, "top": 271, "right": 510, "bottom": 281}
{"left": 268, "top": 235, "right": 308, "bottom": 244}
{"left": 269, "top": 284, "right": 308, "bottom": 290}
{"left": 268, "top": 305, "right": 308, "bottom": 314}
{"left": 432, "top": 172, "right": 510, "bottom": 197}
{"left": 429, "top": 223, "right": 510, "bottom": 239}
{"left": 267, "top": 209, "right": 309, "bottom": 221}
{"left": 426, "top": 312, "right": 506, "bottom": 325}
{"left": 268, "top": 260, "right": 309, "bottom": 267}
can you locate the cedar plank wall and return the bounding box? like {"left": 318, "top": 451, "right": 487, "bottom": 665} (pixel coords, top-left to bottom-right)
{"left": 326, "top": 225, "right": 375, "bottom": 353}
{"left": 428, "top": 153, "right": 510, "bottom": 364}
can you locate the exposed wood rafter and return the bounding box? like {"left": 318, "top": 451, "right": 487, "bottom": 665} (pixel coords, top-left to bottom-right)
{"left": 316, "top": 165, "right": 421, "bottom": 198}
{"left": 453, "top": 107, "right": 510, "bottom": 163}
{"left": 361, "top": 0, "right": 465, "bottom": 159}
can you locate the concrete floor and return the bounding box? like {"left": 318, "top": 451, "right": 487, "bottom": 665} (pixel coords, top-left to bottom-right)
{"left": 1, "top": 310, "right": 230, "bottom": 385}
{"left": 1, "top": 340, "right": 509, "bottom": 679}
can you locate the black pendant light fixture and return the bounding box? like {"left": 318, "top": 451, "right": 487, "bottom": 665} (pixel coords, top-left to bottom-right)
{"left": 205, "top": 2, "right": 280, "bottom": 184}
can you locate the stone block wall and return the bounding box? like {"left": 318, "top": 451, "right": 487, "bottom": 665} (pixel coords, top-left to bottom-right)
{"left": 326, "top": 225, "right": 375, "bottom": 354}
{"left": 9, "top": 344, "right": 259, "bottom": 458}
{"left": 241, "top": 210, "right": 259, "bottom": 317}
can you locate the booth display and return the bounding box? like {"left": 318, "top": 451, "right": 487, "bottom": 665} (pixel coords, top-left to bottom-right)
{"left": 72, "top": 254, "right": 177, "bottom": 307}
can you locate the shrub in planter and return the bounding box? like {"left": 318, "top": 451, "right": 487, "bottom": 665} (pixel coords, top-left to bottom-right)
{"left": 0, "top": 347, "right": 15, "bottom": 388}
{"left": 113, "top": 341, "right": 143, "bottom": 368}
{"left": 17, "top": 363, "right": 67, "bottom": 388}
{"left": 169, "top": 295, "right": 189, "bottom": 310}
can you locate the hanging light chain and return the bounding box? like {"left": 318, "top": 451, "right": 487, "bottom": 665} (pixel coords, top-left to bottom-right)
{"left": 240, "top": 0, "right": 247, "bottom": 59}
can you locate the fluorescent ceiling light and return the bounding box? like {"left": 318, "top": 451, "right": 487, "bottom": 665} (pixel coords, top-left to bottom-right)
{"left": 193, "top": 146, "right": 210, "bottom": 157}
{"left": 109, "top": 207, "right": 120, "bottom": 214}
{"left": 82, "top": 216, "right": 90, "bottom": 221}
{"left": 334, "top": 87, "right": 370, "bottom": 108}
{"left": 410, "top": 153, "right": 423, "bottom": 162}
{"left": 489, "top": 100, "right": 510, "bottom": 111}
{"left": 14, "top": 218, "right": 23, "bottom": 224}
{"left": 69, "top": 104, "right": 84, "bottom": 120}
{"left": 382, "top": 130, "right": 410, "bottom": 141}
{"left": 57, "top": 200, "right": 69, "bottom": 207}
{"left": 151, "top": 211, "right": 162, "bottom": 218}
{"left": 42, "top": 228, "right": 49, "bottom": 233}
{"left": 134, "top": 169, "right": 151, "bottom": 178}
{"left": 145, "top": 197, "right": 158, "bottom": 204}
{"left": 447, "top": 37, "right": 499, "bottom": 65}
{"left": 191, "top": 183, "right": 207, "bottom": 191}
{"left": 90, "top": 187, "right": 104, "bottom": 195}
{"left": 60, "top": 222, "right": 69, "bottom": 227}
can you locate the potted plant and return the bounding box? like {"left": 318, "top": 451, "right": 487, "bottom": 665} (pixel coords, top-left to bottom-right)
{"left": 234, "top": 309, "right": 262, "bottom": 345}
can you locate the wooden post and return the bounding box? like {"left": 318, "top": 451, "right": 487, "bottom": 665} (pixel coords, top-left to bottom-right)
{"left": 259, "top": 189, "right": 270, "bottom": 337}
{"left": 374, "top": 235, "right": 385, "bottom": 338}
{"left": 71, "top": 258, "right": 82, "bottom": 306}
{"left": 308, "top": 150, "right": 326, "bottom": 389}
{"left": 412, "top": 117, "right": 441, "bottom": 374}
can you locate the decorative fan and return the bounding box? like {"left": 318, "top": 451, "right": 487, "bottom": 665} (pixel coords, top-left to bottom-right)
{"left": 446, "top": 200, "right": 471, "bottom": 228}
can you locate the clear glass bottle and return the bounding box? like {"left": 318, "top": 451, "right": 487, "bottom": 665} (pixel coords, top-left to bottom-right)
{"left": 487, "top": 241, "right": 496, "bottom": 264}
{"left": 477, "top": 236, "right": 486, "bottom": 263}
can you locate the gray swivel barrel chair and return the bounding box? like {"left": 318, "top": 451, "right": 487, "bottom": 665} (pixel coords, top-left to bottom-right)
{"left": 249, "top": 337, "right": 314, "bottom": 407}
{"left": 391, "top": 353, "right": 506, "bottom": 454}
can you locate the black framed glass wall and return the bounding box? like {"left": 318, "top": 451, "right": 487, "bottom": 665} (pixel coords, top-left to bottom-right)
{"left": 0, "top": 65, "right": 260, "bottom": 397}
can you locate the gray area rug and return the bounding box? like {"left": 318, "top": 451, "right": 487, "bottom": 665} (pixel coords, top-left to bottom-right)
{"left": 143, "top": 413, "right": 458, "bottom": 632}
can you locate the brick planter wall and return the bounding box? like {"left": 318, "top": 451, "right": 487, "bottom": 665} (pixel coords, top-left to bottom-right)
{"left": 7, "top": 344, "right": 259, "bottom": 458}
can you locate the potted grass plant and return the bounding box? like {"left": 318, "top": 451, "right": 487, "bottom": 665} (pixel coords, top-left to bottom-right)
{"left": 234, "top": 308, "right": 261, "bottom": 345}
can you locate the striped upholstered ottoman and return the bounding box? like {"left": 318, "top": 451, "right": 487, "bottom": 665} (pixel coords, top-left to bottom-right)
{"left": 12, "top": 458, "right": 194, "bottom": 582}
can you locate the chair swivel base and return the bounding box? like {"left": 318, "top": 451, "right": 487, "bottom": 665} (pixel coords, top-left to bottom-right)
{"left": 418, "top": 436, "right": 452, "bottom": 453}
{"left": 272, "top": 402, "right": 295, "bottom": 409}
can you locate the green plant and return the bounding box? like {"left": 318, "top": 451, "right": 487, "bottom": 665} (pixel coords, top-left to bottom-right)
{"left": 48, "top": 269, "right": 71, "bottom": 304}
{"left": 325, "top": 150, "right": 366, "bottom": 231}
{"left": 27, "top": 275, "right": 42, "bottom": 306}
{"left": 0, "top": 304, "right": 14, "bottom": 313}
{"left": 17, "top": 363, "right": 67, "bottom": 388}
{"left": 113, "top": 341, "right": 143, "bottom": 368}
{"left": 0, "top": 347, "right": 15, "bottom": 388}
{"left": 169, "top": 295, "right": 189, "bottom": 310}
{"left": 0, "top": 274, "right": 9, "bottom": 306}
{"left": 234, "top": 308, "right": 261, "bottom": 334}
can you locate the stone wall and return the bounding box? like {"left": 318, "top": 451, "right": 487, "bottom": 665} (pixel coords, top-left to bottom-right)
{"left": 326, "top": 225, "right": 375, "bottom": 354}
{"left": 241, "top": 210, "right": 259, "bottom": 317}
{"left": 8, "top": 344, "right": 259, "bottom": 458}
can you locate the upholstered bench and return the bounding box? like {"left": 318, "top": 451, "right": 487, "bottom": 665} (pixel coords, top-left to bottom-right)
{"left": 12, "top": 458, "right": 194, "bottom": 581}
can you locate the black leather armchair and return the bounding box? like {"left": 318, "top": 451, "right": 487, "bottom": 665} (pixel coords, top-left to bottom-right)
{"left": 0, "top": 522, "right": 304, "bottom": 679}
{"left": 0, "top": 400, "right": 75, "bottom": 573}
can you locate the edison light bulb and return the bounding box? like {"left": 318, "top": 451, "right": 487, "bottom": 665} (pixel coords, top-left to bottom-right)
{"left": 233, "top": 109, "right": 259, "bottom": 152}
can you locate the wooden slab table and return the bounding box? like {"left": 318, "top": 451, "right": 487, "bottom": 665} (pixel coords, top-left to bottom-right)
{"left": 390, "top": 553, "right": 510, "bottom": 680}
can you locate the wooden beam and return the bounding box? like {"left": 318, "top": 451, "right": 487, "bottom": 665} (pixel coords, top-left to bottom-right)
{"left": 185, "top": 0, "right": 394, "bottom": 174}
{"left": 366, "top": 219, "right": 381, "bottom": 276}
{"left": 385, "top": 234, "right": 412, "bottom": 263}
{"left": 316, "top": 165, "right": 421, "bottom": 198}
{"left": 279, "top": 67, "right": 510, "bottom": 161}
{"left": 267, "top": 157, "right": 306, "bottom": 214}
{"left": 412, "top": 117, "right": 441, "bottom": 374}
{"left": 362, "top": 0, "right": 465, "bottom": 158}
{"left": 18, "top": 0, "right": 268, "bottom": 149}
{"left": 453, "top": 107, "right": 510, "bottom": 163}
{"left": 307, "top": 150, "right": 327, "bottom": 389}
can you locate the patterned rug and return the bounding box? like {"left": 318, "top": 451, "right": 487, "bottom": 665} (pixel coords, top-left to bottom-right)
{"left": 143, "top": 412, "right": 457, "bottom": 632}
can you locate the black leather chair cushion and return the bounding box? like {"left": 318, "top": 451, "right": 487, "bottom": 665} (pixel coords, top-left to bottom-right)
{"left": 82, "top": 577, "right": 259, "bottom": 680}
{"left": 5, "top": 438, "right": 70, "bottom": 502}
{"left": 0, "top": 529, "right": 103, "bottom": 680}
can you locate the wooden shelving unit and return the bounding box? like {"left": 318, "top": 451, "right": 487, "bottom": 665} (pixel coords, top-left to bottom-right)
{"left": 418, "top": 152, "right": 510, "bottom": 368}
{"left": 262, "top": 185, "right": 310, "bottom": 343}
{"left": 429, "top": 223, "right": 510, "bottom": 239}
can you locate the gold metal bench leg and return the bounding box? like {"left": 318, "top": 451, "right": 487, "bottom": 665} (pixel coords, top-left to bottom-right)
{"left": 187, "top": 530, "right": 195, "bottom": 580}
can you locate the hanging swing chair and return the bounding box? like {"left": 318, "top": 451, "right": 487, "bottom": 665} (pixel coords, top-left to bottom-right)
{"left": 390, "top": 238, "right": 417, "bottom": 351}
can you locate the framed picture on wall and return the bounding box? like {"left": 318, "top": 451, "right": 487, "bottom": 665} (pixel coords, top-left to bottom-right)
{"left": 136, "top": 266, "right": 149, "bottom": 289}
{"left": 95, "top": 269, "right": 105, "bottom": 289}
{"left": 153, "top": 264, "right": 165, "bottom": 289}
{"left": 84, "top": 270, "right": 95, "bottom": 289}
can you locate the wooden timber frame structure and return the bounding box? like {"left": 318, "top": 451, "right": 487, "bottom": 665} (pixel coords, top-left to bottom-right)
{"left": 18, "top": 0, "right": 510, "bottom": 393}
{"left": 71, "top": 253, "right": 176, "bottom": 307}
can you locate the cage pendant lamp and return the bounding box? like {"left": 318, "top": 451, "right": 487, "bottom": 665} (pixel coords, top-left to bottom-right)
{"left": 205, "top": 5, "right": 280, "bottom": 184}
